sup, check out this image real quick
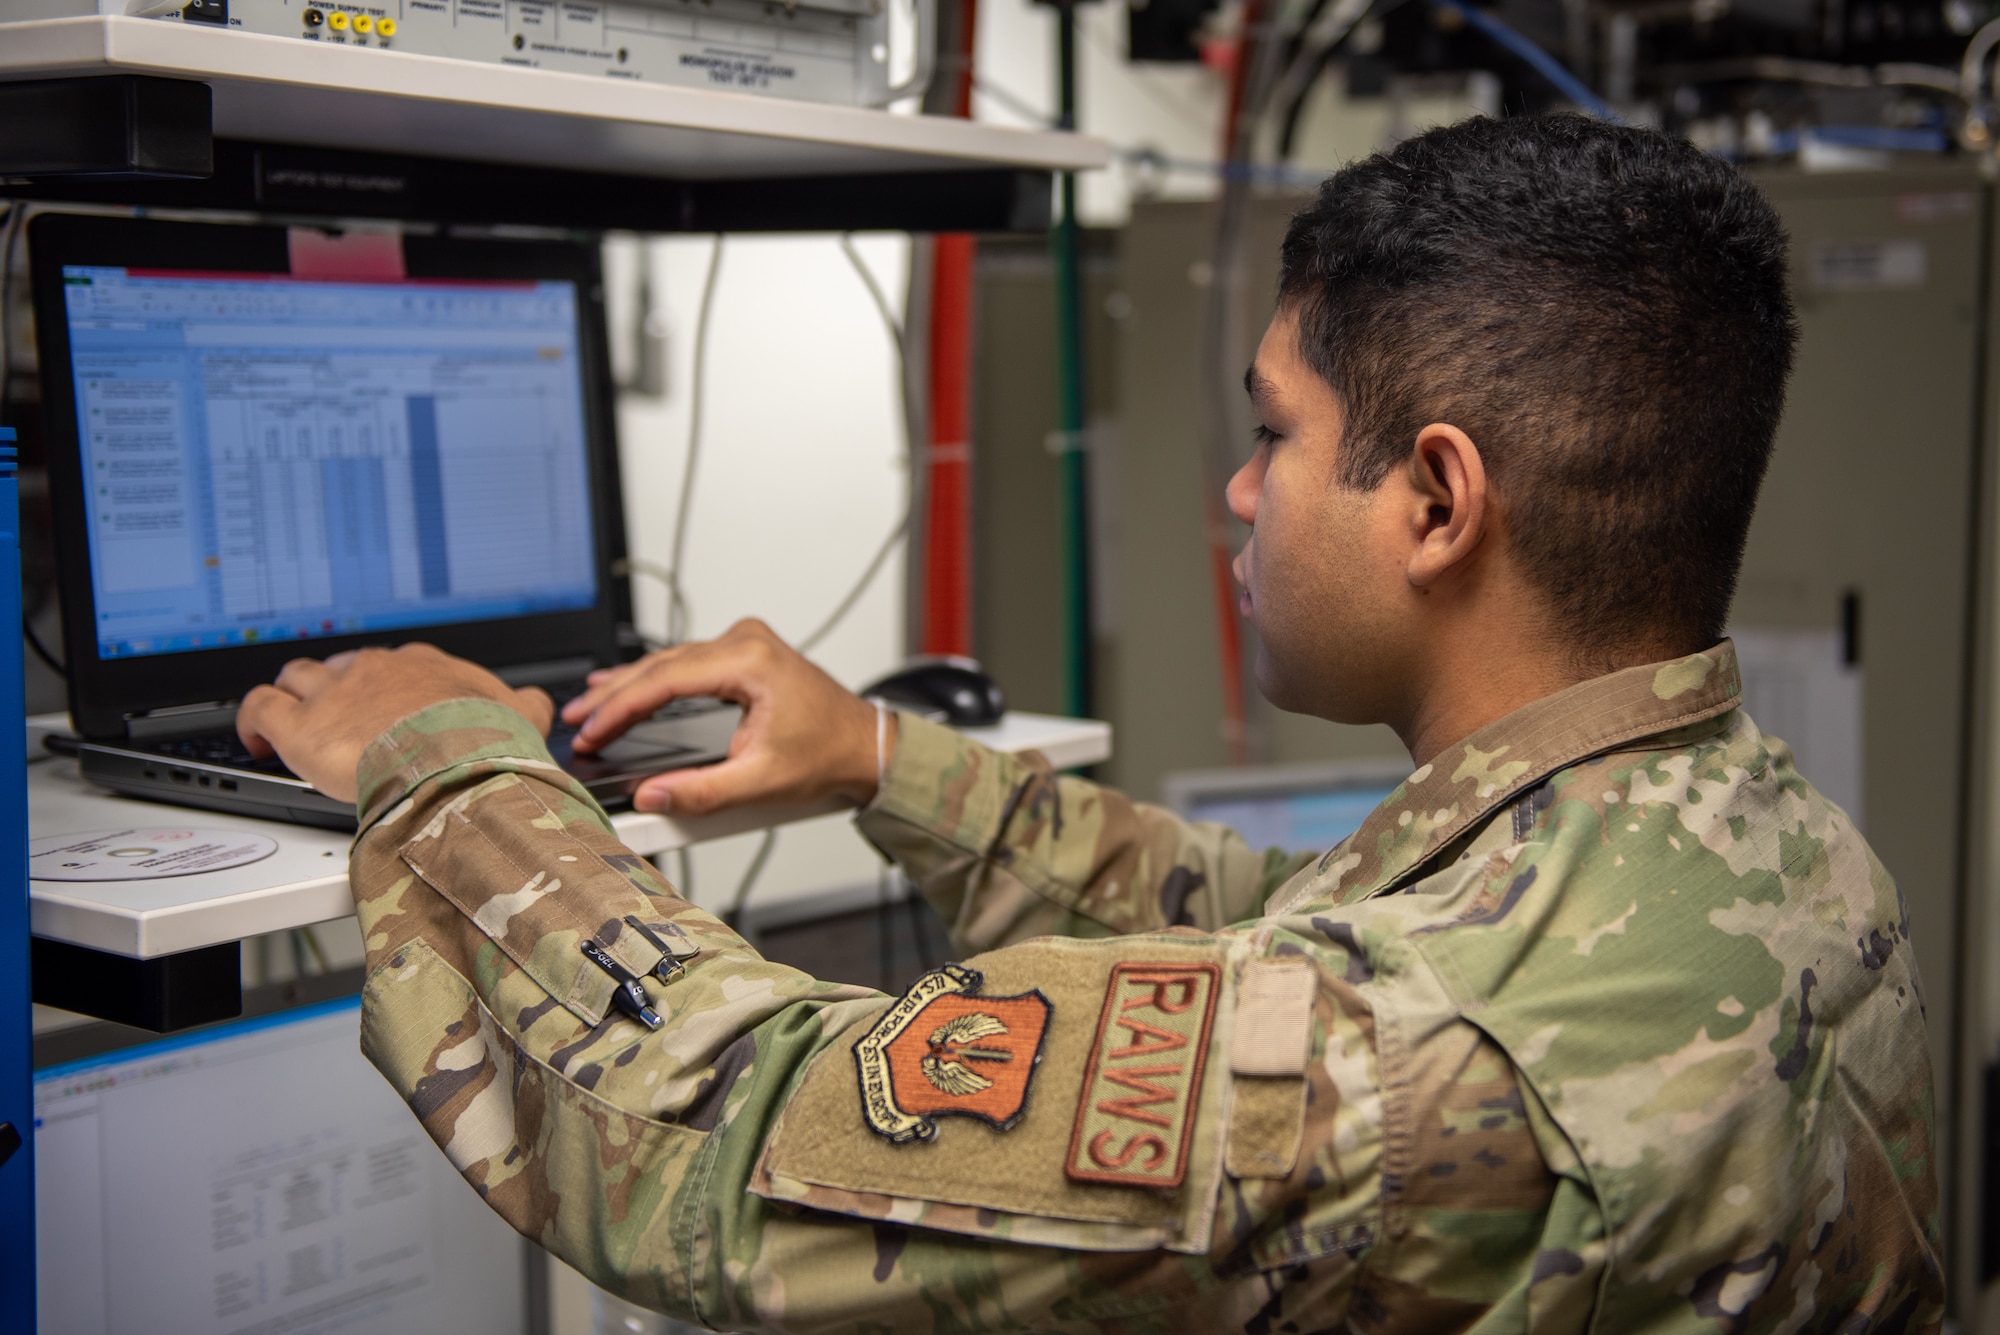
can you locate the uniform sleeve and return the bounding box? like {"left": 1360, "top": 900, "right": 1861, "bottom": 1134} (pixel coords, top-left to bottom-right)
{"left": 855, "top": 713, "right": 1314, "bottom": 951}
{"left": 348, "top": 701, "right": 1355, "bottom": 1331}
{"left": 350, "top": 700, "right": 1552, "bottom": 1333}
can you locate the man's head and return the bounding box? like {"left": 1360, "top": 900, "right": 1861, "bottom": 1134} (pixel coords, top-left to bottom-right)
{"left": 1230, "top": 114, "right": 1796, "bottom": 742}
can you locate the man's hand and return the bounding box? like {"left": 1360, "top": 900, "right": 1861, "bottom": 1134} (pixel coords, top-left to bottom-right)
{"left": 238, "top": 643, "right": 555, "bottom": 803}
{"left": 562, "top": 618, "right": 886, "bottom": 816}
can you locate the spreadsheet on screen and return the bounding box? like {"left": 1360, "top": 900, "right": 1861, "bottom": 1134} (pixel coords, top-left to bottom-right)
{"left": 62, "top": 265, "right": 599, "bottom": 661}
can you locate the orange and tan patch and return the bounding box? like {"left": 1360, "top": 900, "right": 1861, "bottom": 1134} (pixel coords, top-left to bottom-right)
{"left": 855, "top": 964, "right": 1052, "bottom": 1142}
{"left": 1066, "top": 962, "right": 1219, "bottom": 1189}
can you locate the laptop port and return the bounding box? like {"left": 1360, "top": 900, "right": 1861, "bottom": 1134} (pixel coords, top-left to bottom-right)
{"left": 197, "top": 774, "right": 212, "bottom": 787}
{"left": 169, "top": 769, "right": 191, "bottom": 784}
{"left": 218, "top": 778, "right": 238, "bottom": 792}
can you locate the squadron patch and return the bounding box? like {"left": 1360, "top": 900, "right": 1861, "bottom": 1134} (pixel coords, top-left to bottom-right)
{"left": 854, "top": 963, "right": 1052, "bottom": 1144}
{"left": 1066, "top": 962, "right": 1219, "bottom": 1189}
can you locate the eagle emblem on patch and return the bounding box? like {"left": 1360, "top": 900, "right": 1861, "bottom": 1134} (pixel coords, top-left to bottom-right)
{"left": 854, "top": 964, "right": 1052, "bottom": 1143}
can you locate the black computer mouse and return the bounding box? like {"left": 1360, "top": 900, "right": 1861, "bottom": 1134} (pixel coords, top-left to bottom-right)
{"left": 861, "top": 657, "right": 1006, "bottom": 727}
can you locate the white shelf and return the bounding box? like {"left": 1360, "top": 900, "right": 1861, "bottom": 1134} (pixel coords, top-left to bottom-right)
{"left": 26, "top": 710, "right": 1111, "bottom": 958}
{"left": 0, "top": 16, "right": 1109, "bottom": 180}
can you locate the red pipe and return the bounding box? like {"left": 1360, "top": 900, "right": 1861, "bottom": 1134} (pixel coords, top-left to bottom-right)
{"left": 922, "top": 231, "right": 976, "bottom": 657}
{"left": 919, "top": 0, "right": 980, "bottom": 658}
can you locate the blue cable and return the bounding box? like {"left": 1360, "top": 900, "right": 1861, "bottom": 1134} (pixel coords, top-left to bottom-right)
{"left": 1429, "top": 0, "right": 1621, "bottom": 122}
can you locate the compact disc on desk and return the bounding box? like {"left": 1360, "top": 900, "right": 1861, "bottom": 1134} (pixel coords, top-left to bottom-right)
{"left": 30, "top": 828, "right": 280, "bottom": 881}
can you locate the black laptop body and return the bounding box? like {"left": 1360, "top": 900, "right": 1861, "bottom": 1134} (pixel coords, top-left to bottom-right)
{"left": 32, "top": 213, "right": 730, "bottom": 830}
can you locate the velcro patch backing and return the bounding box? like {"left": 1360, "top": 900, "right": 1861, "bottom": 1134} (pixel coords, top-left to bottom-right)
{"left": 1066, "top": 962, "right": 1219, "bottom": 1189}
{"left": 1230, "top": 958, "right": 1317, "bottom": 1076}
{"left": 1225, "top": 1075, "right": 1306, "bottom": 1179}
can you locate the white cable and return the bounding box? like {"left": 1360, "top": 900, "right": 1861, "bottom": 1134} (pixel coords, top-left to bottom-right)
{"left": 1961, "top": 15, "right": 2000, "bottom": 99}
{"left": 797, "top": 511, "right": 911, "bottom": 654}
{"left": 1264, "top": 0, "right": 1374, "bottom": 128}
{"left": 662, "top": 236, "right": 725, "bottom": 644}
{"left": 721, "top": 828, "right": 778, "bottom": 928}
{"left": 838, "top": 232, "right": 906, "bottom": 360}
{"left": 643, "top": 234, "right": 906, "bottom": 657}
{"left": 794, "top": 236, "right": 913, "bottom": 657}
{"left": 1877, "top": 62, "right": 1965, "bottom": 96}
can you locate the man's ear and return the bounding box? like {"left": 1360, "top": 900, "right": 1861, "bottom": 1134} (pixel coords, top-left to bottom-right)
{"left": 1404, "top": 423, "right": 1490, "bottom": 589}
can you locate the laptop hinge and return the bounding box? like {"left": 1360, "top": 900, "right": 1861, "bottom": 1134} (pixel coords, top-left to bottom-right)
{"left": 126, "top": 701, "right": 238, "bottom": 741}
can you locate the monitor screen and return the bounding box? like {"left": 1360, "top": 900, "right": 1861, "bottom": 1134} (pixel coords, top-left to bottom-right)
{"left": 1162, "top": 760, "right": 1406, "bottom": 856}
{"left": 1180, "top": 786, "right": 1394, "bottom": 854}
{"left": 34, "top": 997, "right": 535, "bottom": 1335}
{"left": 61, "top": 265, "right": 599, "bottom": 662}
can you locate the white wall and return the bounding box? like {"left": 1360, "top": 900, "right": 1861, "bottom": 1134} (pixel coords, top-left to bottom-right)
{"left": 601, "top": 232, "right": 911, "bottom": 919}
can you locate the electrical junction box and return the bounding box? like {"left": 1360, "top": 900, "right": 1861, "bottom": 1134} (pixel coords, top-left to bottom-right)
{"left": 27, "top": 0, "right": 932, "bottom": 106}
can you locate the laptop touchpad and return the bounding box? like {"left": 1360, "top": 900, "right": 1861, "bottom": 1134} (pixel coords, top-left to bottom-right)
{"left": 598, "top": 724, "right": 700, "bottom": 762}
{"left": 556, "top": 722, "right": 707, "bottom": 782}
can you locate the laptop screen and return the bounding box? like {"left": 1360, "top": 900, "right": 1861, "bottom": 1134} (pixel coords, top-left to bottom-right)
{"left": 60, "top": 265, "right": 599, "bottom": 662}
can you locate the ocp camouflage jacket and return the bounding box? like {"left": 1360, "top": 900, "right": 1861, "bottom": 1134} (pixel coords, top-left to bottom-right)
{"left": 349, "top": 640, "right": 1943, "bottom": 1333}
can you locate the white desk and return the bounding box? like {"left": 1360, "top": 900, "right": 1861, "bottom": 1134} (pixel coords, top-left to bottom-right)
{"left": 27, "top": 712, "right": 1109, "bottom": 959}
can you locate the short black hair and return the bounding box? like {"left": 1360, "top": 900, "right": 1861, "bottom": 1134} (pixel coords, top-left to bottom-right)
{"left": 1278, "top": 114, "right": 1797, "bottom": 664}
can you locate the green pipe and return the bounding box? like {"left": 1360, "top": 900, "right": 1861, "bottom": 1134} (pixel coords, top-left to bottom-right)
{"left": 1053, "top": 0, "right": 1090, "bottom": 719}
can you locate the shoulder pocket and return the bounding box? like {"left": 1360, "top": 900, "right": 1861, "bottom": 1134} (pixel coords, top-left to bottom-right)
{"left": 399, "top": 774, "right": 677, "bottom": 1026}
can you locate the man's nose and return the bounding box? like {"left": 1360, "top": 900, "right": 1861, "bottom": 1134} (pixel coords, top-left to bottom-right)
{"left": 1225, "top": 456, "right": 1261, "bottom": 526}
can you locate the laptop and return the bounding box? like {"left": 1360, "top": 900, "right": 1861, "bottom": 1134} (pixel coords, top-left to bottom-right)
{"left": 30, "top": 213, "right": 734, "bottom": 830}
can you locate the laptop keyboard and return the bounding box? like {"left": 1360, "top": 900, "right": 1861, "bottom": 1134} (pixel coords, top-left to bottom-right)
{"left": 148, "top": 733, "right": 298, "bottom": 776}
{"left": 145, "top": 693, "right": 725, "bottom": 778}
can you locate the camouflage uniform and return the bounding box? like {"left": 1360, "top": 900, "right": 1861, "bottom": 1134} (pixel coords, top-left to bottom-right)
{"left": 349, "top": 640, "right": 1943, "bottom": 1332}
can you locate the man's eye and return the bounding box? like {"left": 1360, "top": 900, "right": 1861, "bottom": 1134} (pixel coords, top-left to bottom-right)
{"left": 1251, "top": 425, "right": 1278, "bottom": 447}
